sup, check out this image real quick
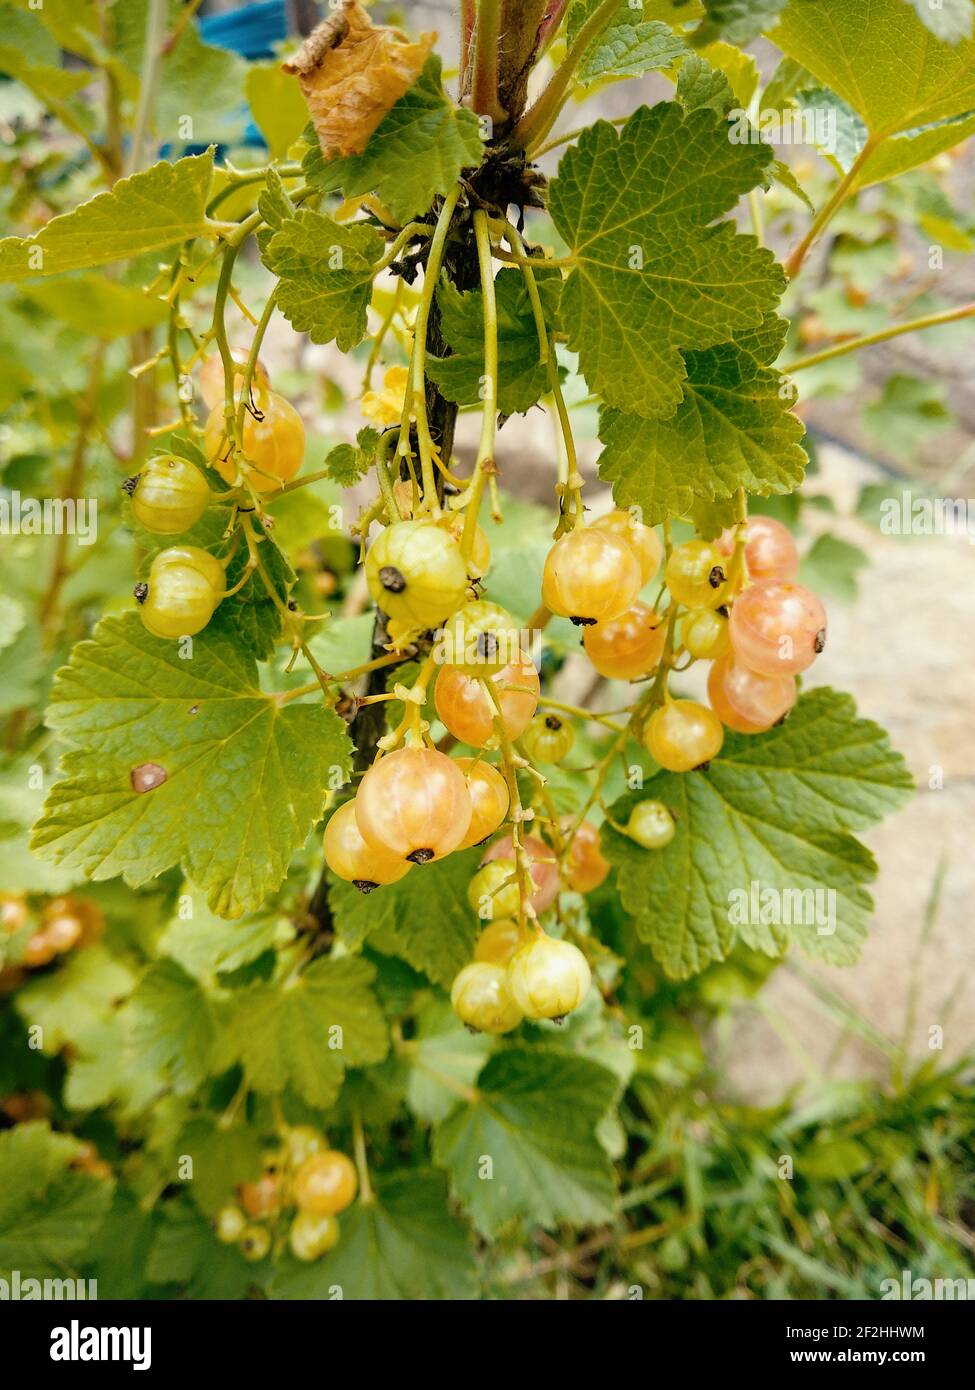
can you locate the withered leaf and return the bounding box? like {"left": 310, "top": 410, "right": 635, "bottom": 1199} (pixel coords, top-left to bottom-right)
{"left": 283, "top": 1, "right": 435, "bottom": 159}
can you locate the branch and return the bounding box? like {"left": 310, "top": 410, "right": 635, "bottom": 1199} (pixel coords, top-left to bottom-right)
{"left": 783, "top": 301, "right": 975, "bottom": 373}
{"left": 510, "top": 0, "right": 620, "bottom": 152}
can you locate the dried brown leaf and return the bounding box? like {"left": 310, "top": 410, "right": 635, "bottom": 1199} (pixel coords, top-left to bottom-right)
{"left": 283, "top": 1, "right": 436, "bottom": 158}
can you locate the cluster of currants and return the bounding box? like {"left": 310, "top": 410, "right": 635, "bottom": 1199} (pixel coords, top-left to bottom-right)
{"left": 0, "top": 892, "right": 103, "bottom": 988}
{"left": 652, "top": 516, "right": 826, "bottom": 770}
{"left": 124, "top": 350, "right": 303, "bottom": 640}
{"left": 216, "top": 1125, "right": 357, "bottom": 1264}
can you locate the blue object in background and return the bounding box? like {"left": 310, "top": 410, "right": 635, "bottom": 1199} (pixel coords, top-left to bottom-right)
{"left": 201, "top": 0, "right": 292, "bottom": 148}
{"left": 200, "top": 0, "right": 289, "bottom": 61}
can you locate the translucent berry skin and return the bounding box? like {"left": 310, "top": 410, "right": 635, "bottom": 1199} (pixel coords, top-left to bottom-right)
{"left": 468, "top": 860, "right": 520, "bottom": 921}
{"left": 591, "top": 509, "right": 663, "bottom": 584}
{"left": 474, "top": 919, "right": 524, "bottom": 965}
{"left": 365, "top": 519, "right": 468, "bottom": 629}
{"left": 626, "top": 800, "right": 676, "bottom": 849}
{"left": 284, "top": 1125, "right": 327, "bottom": 1170}
{"left": 454, "top": 758, "right": 510, "bottom": 850}
{"left": 708, "top": 654, "right": 797, "bottom": 734}
{"left": 23, "top": 933, "right": 56, "bottom": 968}
{"left": 562, "top": 818, "right": 610, "bottom": 894}
{"left": 682, "top": 608, "right": 730, "bottom": 662}
{"left": 43, "top": 895, "right": 103, "bottom": 947}
{"left": 199, "top": 346, "right": 270, "bottom": 411}
{"left": 729, "top": 580, "right": 826, "bottom": 676}
{"left": 323, "top": 800, "right": 412, "bottom": 890}
{"left": 717, "top": 515, "right": 798, "bottom": 582}
{"left": 355, "top": 747, "right": 472, "bottom": 863}
{"left": 292, "top": 1150, "right": 358, "bottom": 1216}
{"left": 451, "top": 961, "right": 523, "bottom": 1034}
{"left": 238, "top": 1172, "right": 282, "bottom": 1219}
{"left": 542, "top": 528, "right": 642, "bottom": 625}
{"left": 215, "top": 1204, "right": 247, "bottom": 1244}
{"left": 206, "top": 390, "right": 305, "bottom": 493}
{"left": 507, "top": 936, "right": 591, "bottom": 1020}
{"left": 434, "top": 652, "right": 539, "bottom": 749}
{"left": 665, "top": 540, "right": 729, "bottom": 609}
{"left": 439, "top": 511, "right": 491, "bottom": 578}
{"left": 583, "top": 601, "right": 666, "bottom": 681}
{"left": 484, "top": 833, "right": 560, "bottom": 914}
{"left": 44, "top": 913, "right": 82, "bottom": 954}
{"left": 129, "top": 454, "right": 211, "bottom": 535}
{"left": 289, "top": 1210, "right": 340, "bottom": 1262}
{"left": 645, "top": 699, "right": 724, "bottom": 772}
{"left": 522, "top": 713, "right": 575, "bottom": 765}
{"left": 240, "top": 1225, "right": 272, "bottom": 1261}
{"left": 139, "top": 545, "right": 224, "bottom": 639}
{"left": 437, "top": 600, "right": 519, "bottom": 677}
{"left": 0, "top": 893, "right": 28, "bottom": 934}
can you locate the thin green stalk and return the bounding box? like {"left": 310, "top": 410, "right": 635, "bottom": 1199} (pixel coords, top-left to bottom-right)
{"left": 374, "top": 222, "right": 433, "bottom": 274}
{"left": 784, "top": 138, "right": 877, "bottom": 278}
{"left": 783, "top": 301, "right": 975, "bottom": 373}
{"left": 462, "top": 210, "right": 499, "bottom": 558}
{"left": 509, "top": 224, "right": 582, "bottom": 527}
{"left": 126, "top": 0, "right": 167, "bottom": 176}
{"left": 397, "top": 185, "right": 463, "bottom": 513}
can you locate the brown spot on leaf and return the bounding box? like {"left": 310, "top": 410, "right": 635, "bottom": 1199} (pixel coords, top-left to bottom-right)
{"left": 131, "top": 763, "right": 167, "bottom": 794}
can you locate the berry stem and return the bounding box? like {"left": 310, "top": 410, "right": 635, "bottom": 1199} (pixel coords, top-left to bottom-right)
{"left": 351, "top": 1106, "right": 375, "bottom": 1207}
{"left": 782, "top": 300, "right": 975, "bottom": 373}
{"left": 508, "top": 223, "right": 583, "bottom": 530}
{"left": 481, "top": 678, "right": 538, "bottom": 929}
{"left": 396, "top": 185, "right": 463, "bottom": 518}
{"left": 784, "top": 138, "right": 878, "bottom": 279}
{"left": 461, "top": 210, "right": 499, "bottom": 561}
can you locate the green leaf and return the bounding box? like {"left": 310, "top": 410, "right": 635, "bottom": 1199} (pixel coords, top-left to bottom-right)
{"left": 597, "top": 316, "right": 806, "bottom": 523}
{"left": 271, "top": 1169, "right": 476, "bottom": 1300}
{"left": 147, "top": 1200, "right": 269, "bottom": 1297}
{"left": 602, "top": 688, "right": 914, "bottom": 979}
{"left": 31, "top": 614, "right": 353, "bottom": 918}
{"left": 157, "top": 891, "right": 294, "bottom": 981}
{"left": 115, "top": 0, "right": 247, "bottom": 147}
{"left": 303, "top": 55, "right": 484, "bottom": 223}
{"left": 0, "top": 1122, "right": 114, "bottom": 1280}
{"left": 246, "top": 61, "right": 311, "bottom": 160}
{"left": 230, "top": 955, "right": 388, "bottom": 1109}
{"left": 548, "top": 103, "right": 782, "bottom": 418}
{"left": 800, "top": 533, "right": 870, "bottom": 603}
{"left": 0, "top": 153, "right": 214, "bottom": 282}
{"left": 693, "top": 0, "right": 788, "bottom": 46}
{"left": 773, "top": 0, "right": 975, "bottom": 189}
{"left": 433, "top": 1047, "right": 618, "bottom": 1236}
{"left": 20, "top": 274, "right": 169, "bottom": 337}
{"left": 322, "top": 427, "right": 383, "bottom": 487}
{"left": 14, "top": 944, "right": 135, "bottom": 1052}
{"left": 567, "top": 2, "right": 688, "bottom": 84}
{"left": 426, "top": 267, "right": 562, "bottom": 416}
{"left": 900, "top": 0, "right": 973, "bottom": 44}
{"left": 800, "top": 1137, "right": 872, "bottom": 1179}
{"left": 176, "top": 1117, "right": 264, "bottom": 1215}
{"left": 330, "top": 848, "right": 482, "bottom": 988}
{"left": 862, "top": 373, "right": 952, "bottom": 462}
{"left": 262, "top": 209, "right": 384, "bottom": 351}
{"left": 0, "top": 593, "right": 25, "bottom": 652}
{"left": 405, "top": 999, "right": 493, "bottom": 1125}
{"left": 129, "top": 962, "right": 224, "bottom": 1094}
